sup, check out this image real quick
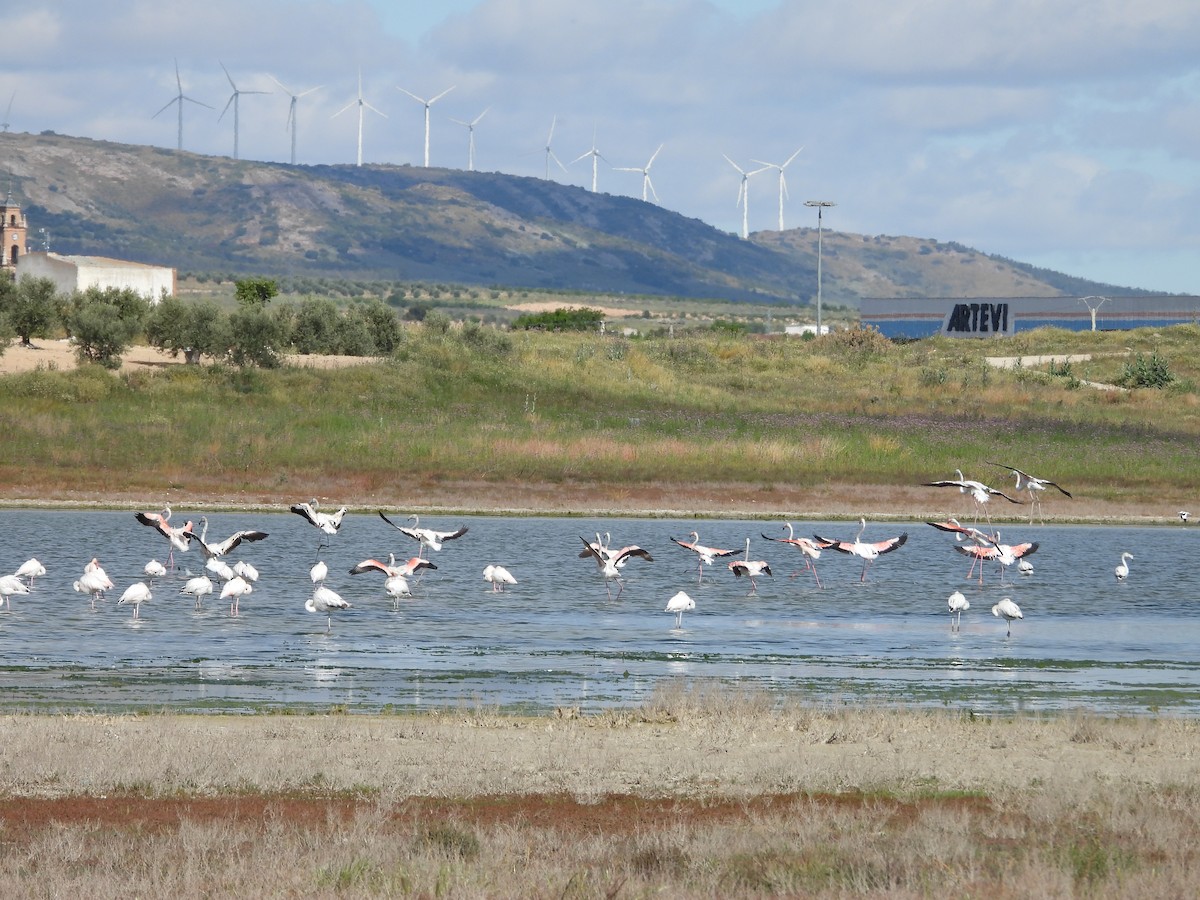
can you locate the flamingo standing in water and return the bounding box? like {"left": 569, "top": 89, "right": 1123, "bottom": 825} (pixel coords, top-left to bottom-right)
{"left": 760, "top": 523, "right": 826, "bottom": 587}
{"left": 0, "top": 574, "right": 30, "bottom": 609}
{"left": 349, "top": 553, "right": 437, "bottom": 579}
{"left": 670, "top": 531, "right": 740, "bottom": 583}
{"left": 922, "top": 470, "right": 1022, "bottom": 525}
{"left": 378, "top": 512, "right": 468, "bottom": 554}
{"left": 579, "top": 536, "right": 648, "bottom": 599}
{"left": 143, "top": 560, "right": 167, "bottom": 585}
{"left": 306, "top": 586, "right": 351, "bottom": 631}
{"left": 117, "top": 580, "right": 152, "bottom": 620}
{"left": 179, "top": 574, "right": 214, "bottom": 609}
{"left": 384, "top": 574, "right": 412, "bottom": 607}
{"left": 15, "top": 558, "right": 46, "bottom": 588}
{"left": 953, "top": 532, "right": 1038, "bottom": 585}
{"left": 813, "top": 518, "right": 907, "bottom": 583}
{"left": 665, "top": 591, "right": 695, "bottom": 629}
{"left": 988, "top": 462, "right": 1072, "bottom": 524}
{"left": 992, "top": 597, "right": 1023, "bottom": 636}
{"left": 728, "top": 538, "right": 772, "bottom": 594}
{"left": 220, "top": 575, "right": 253, "bottom": 616}
{"left": 73, "top": 561, "right": 114, "bottom": 609}
{"left": 135, "top": 506, "right": 194, "bottom": 569}
{"left": 927, "top": 518, "right": 996, "bottom": 581}
{"left": 947, "top": 590, "right": 969, "bottom": 632}
{"left": 1115, "top": 552, "right": 1133, "bottom": 581}
{"left": 579, "top": 532, "right": 653, "bottom": 573}
{"left": 483, "top": 565, "right": 517, "bottom": 592}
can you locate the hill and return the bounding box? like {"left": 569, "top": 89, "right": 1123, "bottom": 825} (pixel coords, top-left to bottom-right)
{"left": 0, "top": 130, "right": 1155, "bottom": 307}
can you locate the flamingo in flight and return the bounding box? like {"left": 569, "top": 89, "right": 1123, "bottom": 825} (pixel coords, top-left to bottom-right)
{"left": 992, "top": 597, "right": 1023, "bottom": 637}
{"left": 579, "top": 536, "right": 649, "bottom": 599}
{"left": 670, "top": 531, "right": 740, "bottom": 583}
{"left": 947, "top": 590, "right": 969, "bottom": 632}
{"left": 1115, "top": 551, "right": 1133, "bottom": 581}
{"left": 135, "top": 506, "right": 194, "bottom": 569}
{"left": 988, "top": 462, "right": 1072, "bottom": 524}
{"left": 378, "top": 512, "right": 468, "bottom": 554}
{"left": 187, "top": 516, "right": 269, "bottom": 560}
{"left": 922, "top": 470, "right": 1021, "bottom": 525}
{"left": 728, "top": 538, "right": 772, "bottom": 594}
{"left": 813, "top": 518, "right": 907, "bottom": 583}
{"left": 349, "top": 553, "right": 437, "bottom": 579}
{"left": 953, "top": 531, "right": 1038, "bottom": 585}
{"left": 760, "top": 522, "right": 827, "bottom": 587}
{"left": 665, "top": 591, "right": 695, "bottom": 629}
{"left": 289, "top": 500, "right": 347, "bottom": 553}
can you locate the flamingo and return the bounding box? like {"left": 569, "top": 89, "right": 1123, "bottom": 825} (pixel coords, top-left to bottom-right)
{"left": 349, "top": 553, "right": 437, "bottom": 579}
{"left": 1180, "top": 511, "right": 1190, "bottom": 524}
{"left": 579, "top": 532, "right": 653, "bottom": 572}
{"left": 134, "top": 506, "right": 194, "bottom": 568}
{"left": 665, "top": 591, "right": 695, "bottom": 629}
{"left": 953, "top": 532, "right": 1038, "bottom": 585}
{"left": 73, "top": 562, "right": 113, "bottom": 608}
{"left": 992, "top": 597, "right": 1023, "bottom": 636}
{"left": 206, "top": 557, "right": 236, "bottom": 582}
{"left": 384, "top": 574, "right": 412, "bottom": 607}
{"left": 922, "top": 470, "right": 1022, "bottom": 524}
{"left": 117, "top": 580, "right": 152, "bottom": 620}
{"left": 306, "top": 586, "right": 351, "bottom": 631}
{"left": 483, "top": 564, "right": 517, "bottom": 592}
{"left": 728, "top": 538, "right": 772, "bottom": 594}
{"left": 1018, "top": 559, "right": 1034, "bottom": 576}
{"left": 988, "top": 462, "right": 1072, "bottom": 524}
{"left": 579, "top": 536, "right": 647, "bottom": 599}
{"left": 232, "top": 560, "right": 259, "bottom": 583}
{"left": 1115, "top": 551, "right": 1133, "bottom": 581}
{"left": 179, "top": 574, "right": 214, "bottom": 609}
{"left": 289, "top": 500, "right": 347, "bottom": 553}
{"left": 760, "top": 522, "right": 826, "bottom": 587}
{"left": 0, "top": 574, "right": 30, "bottom": 609}
{"left": 187, "top": 516, "right": 269, "bottom": 560}
{"left": 927, "top": 518, "right": 997, "bottom": 581}
{"left": 378, "top": 512, "right": 468, "bottom": 553}
{"left": 15, "top": 558, "right": 46, "bottom": 588}
{"left": 947, "top": 590, "right": 969, "bottom": 632}
{"left": 310, "top": 560, "right": 328, "bottom": 584}
{"left": 813, "top": 518, "right": 907, "bottom": 583}
{"left": 219, "top": 575, "right": 252, "bottom": 616}
{"left": 143, "top": 560, "right": 167, "bottom": 585}
{"left": 670, "top": 531, "right": 740, "bottom": 582}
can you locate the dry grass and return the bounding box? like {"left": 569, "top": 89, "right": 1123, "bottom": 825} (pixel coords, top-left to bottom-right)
{"left": 1, "top": 694, "right": 1199, "bottom": 896}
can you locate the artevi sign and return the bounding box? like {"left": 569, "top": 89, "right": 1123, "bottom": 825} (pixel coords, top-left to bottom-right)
{"left": 940, "top": 302, "right": 1013, "bottom": 337}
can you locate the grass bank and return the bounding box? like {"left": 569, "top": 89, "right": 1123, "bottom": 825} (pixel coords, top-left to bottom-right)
{"left": 1, "top": 323, "right": 1197, "bottom": 518}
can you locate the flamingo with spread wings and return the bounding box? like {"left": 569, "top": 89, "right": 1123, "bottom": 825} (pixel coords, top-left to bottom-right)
{"left": 923, "top": 470, "right": 1022, "bottom": 524}
{"left": 988, "top": 462, "right": 1072, "bottom": 523}
{"left": 378, "top": 512, "right": 468, "bottom": 553}
{"left": 813, "top": 518, "right": 907, "bottom": 583}
{"left": 760, "top": 522, "right": 827, "bottom": 587}
{"left": 670, "top": 531, "right": 740, "bottom": 582}
{"left": 728, "top": 538, "right": 772, "bottom": 594}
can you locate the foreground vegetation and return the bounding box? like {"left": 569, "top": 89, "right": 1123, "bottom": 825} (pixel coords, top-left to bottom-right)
{"left": 2, "top": 689, "right": 1198, "bottom": 897}
{"left": 0, "top": 319, "right": 1197, "bottom": 511}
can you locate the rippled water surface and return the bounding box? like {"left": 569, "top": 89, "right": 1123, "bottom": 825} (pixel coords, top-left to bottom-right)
{"left": 0, "top": 509, "right": 1196, "bottom": 715}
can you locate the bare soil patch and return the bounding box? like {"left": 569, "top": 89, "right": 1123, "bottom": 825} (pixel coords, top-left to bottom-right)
{"left": 0, "top": 340, "right": 377, "bottom": 375}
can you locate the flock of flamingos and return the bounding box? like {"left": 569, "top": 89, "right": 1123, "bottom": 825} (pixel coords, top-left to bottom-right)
{"left": 0, "top": 463, "right": 1143, "bottom": 635}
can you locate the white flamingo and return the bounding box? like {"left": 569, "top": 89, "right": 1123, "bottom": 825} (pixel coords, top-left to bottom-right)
{"left": 988, "top": 462, "right": 1072, "bottom": 524}
{"left": 947, "top": 590, "right": 969, "bottom": 631}
{"left": 117, "top": 580, "right": 152, "bottom": 620}
{"left": 310, "top": 560, "right": 328, "bottom": 584}
{"left": 670, "top": 531, "right": 740, "bottom": 582}
{"left": 179, "top": 574, "right": 214, "bottom": 609}
{"left": 289, "top": 500, "right": 347, "bottom": 553}
{"left": 0, "top": 574, "right": 31, "bottom": 609}
{"left": 1018, "top": 559, "right": 1034, "bottom": 576}
{"left": 232, "top": 560, "right": 259, "bottom": 582}
{"left": 73, "top": 562, "right": 113, "bottom": 609}
{"left": 306, "top": 585, "right": 351, "bottom": 631}
{"left": 143, "top": 560, "right": 167, "bottom": 584}
{"left": 992, "top": 597, "right": 1023, "bottom": 636}
{"left": 187, "top": 516, "right": 269, "bottom": 560}
{"left": 483, "top": 564, "right": 517, "bottom": 592}
{"left": 579, "top": 536, "right": 647, "bottom": 599}
{"left": 579, "top": 532, "right": 653, "bottom": 573}
{"left": 813, "top": 518, "right": 908, "bottom": 583}
{"left": 1115, "top": 551, "right": 1133, "bottom": 581}
{"left": 220, "top": 575, "right": 252, "bottom": 616}
{"left": 923, "top": 470, "right": 1022, "bottom": 524}
{"left": 384, "top": 574, "right": 412, "bottom": 607}
{"left": 728, "top": 538, "right": 772, "bottom": 593}
{"left": 135, "top": 506, "right": 194, "bottom": 568}
{"left": 665, "top": 590, "right": 695, "bottom": 629}
{"left": 378, "top": 512, "right": 469, "bottom": 553}
{"left": 760, "top": 523, "right": 826, "bottom": 587}
{"left": 206, "top": 558, "right": 236, "bottom": 582}
{"left": 15, "top": 558, "right": 46, "bottom": 588}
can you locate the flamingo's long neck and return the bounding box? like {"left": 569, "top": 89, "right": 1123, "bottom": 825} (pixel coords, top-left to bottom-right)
{"left": 855, "top": 519, "right": 866, "bottom": 543}
{"left": 744, "top": 538, "right": 751, "bottom": 561}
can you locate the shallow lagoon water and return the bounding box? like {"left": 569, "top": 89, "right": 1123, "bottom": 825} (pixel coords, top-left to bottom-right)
{"left": 0, "top": 509, "right": 1196, "bottom": 715}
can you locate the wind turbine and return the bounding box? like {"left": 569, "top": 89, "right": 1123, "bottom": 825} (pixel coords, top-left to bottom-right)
{"left": 572, "top": 126, "right": 606, "bottom": 192}
{"left": 152, "top": 59, "right": 213, "bottom": 151}
{"left": 751, "top": 146, "right": 803, "bottom": 230}
{"left": 723, "top": 154, "right": 769, "bottom": 240}
{"left": 541, "top": 115, "right": 568, "bottom": 180}
{"left": 333, "top": 69, "right": 386, "bottom": 167}
{"left": 1, "top": 91, "right": 13, "bottom": 133}
{"left": 270, "top": 76, "right": 322, "bottom": 165}
{"left": 616, "top": 144, "right": 664, "bottom": 203}
{"left": 218, "top": 62, "right": 267, "bottom": 161}
{"left": 449, "top": 107, "right": 489, "bottom": 172}
{"left": 396, "top": 84, "right": 455, "bottom": 167}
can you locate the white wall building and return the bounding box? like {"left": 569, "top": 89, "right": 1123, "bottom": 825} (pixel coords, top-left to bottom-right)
{"left": 17, "top": 252, "right": 175, "bottom": 301}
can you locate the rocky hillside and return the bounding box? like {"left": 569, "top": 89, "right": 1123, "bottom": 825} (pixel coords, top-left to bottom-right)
{"left": 1, "top": 131, "right": 1152, "bottom": 307}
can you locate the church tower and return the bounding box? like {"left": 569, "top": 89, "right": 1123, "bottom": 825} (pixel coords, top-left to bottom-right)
{"left": 1, "top": 188, "right": 28, "bottom": 278}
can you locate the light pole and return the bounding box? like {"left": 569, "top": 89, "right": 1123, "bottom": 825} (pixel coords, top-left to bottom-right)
{"left": 805, "top": 201, "right": 835, "bottom": 333}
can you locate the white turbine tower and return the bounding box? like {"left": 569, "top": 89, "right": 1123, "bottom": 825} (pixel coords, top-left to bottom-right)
{"left": 449, "top": 107, "right": 489, "bottom": 172}
{"left": 572, "top": 126, "right": 606, "bottom": 192}
{"left": 397, "top": 85, "right": 455, "bottom": 167}
{"left": 616, "top": 144, "right": 664, "bottom": 203}
{"left": 218, "top": 62, "right": 266, "bottom": 161}
{"left": 541, "top": 115, "right": 568, "bottom": 180}
{"left": 333, "top": 70, "right": 386, "bottom": 167}
{"left": 152, "top": 59, "right": 213, "bottom": 151}
{"left": 723, "top": 155, "right": 769, "bottom": 240}
{"left": 270, "top": 76, "right": 322, "bottom": 165}
{"left": 751, "top": 146, "right": 803, "bottom": 231}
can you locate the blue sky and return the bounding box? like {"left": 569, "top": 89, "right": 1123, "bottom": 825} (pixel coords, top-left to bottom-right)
{"left": 2, "top": 0, "right": 1198, "bottom": 294}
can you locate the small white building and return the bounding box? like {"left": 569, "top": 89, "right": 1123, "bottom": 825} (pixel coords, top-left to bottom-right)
{"left": 17, "top": 252, "right": 175, "bottom": 302}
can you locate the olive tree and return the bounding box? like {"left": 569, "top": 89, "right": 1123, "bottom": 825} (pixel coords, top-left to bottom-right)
{"left": 146, "top": 296, "right": 230, "bottom": 364}
{"left": 1, "top": 276, "right": 60, "bottom": 347}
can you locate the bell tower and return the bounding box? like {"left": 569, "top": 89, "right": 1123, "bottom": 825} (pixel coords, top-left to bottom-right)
{"left": 1, "top": 188, "right": 28, "bottom": 278}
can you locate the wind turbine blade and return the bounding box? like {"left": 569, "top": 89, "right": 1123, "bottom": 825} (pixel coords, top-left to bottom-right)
{"left": 570, "top": 150, "right": 591, "bottom": 164}
{"left": 782, "top": 146, "right": 804, "bottom": 168}
{"left": 364, "top": 101, "right": 387, "bottom": 118}
{"left": 269, "top": 75, "right": 293, "bottom": 95}
{"left": 722, "top": 153, "right": 745, "bottom": 174}
{"left": 219, "top": 94, "right": 236, "bottom": 121}
{"left": 646, "top": 143, "right": 663, "bottom": 169}
{"left": 549, "top": 149, "right": 567, "bottom": 173}
{"left": 781, "top": 173, "right": 789, "bottom": 200}
{"left": 397, "top": 86, "right": 425, "bottom": 104}
{"left": 646, "top": 177, "right": 659, "bottom": 204}
{"left": 749, "top": 158, "right": 774, "bottom": 169}
{"left": 221, "top": 61, "right": 237, "bottom": 91}
{"left": 428, "top": 85, "right": 456, "bottom": 105}
{"left": 472, "top": 106, "right": 491, "bottom": 126}
{"left": 332, "top": 99, "right": 357, "bottom": 118}
{"left": 546, "top": 114, "right": 558, "bottom": 144}
{"left": 174, "top": 58, "right": 183, "bottom": 92}
{"left": 183, "top": 96, "right": 214, "bottom": 110}
{"left": 152, "top": 97, "right": 178, "bottom": 118}
{"left": 298, "top": 85, "right": 323, "bottom": 98}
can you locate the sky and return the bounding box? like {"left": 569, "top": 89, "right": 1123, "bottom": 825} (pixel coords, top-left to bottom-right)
{"left": 2, "top": 0, "right": 1198, "bottom": 294}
